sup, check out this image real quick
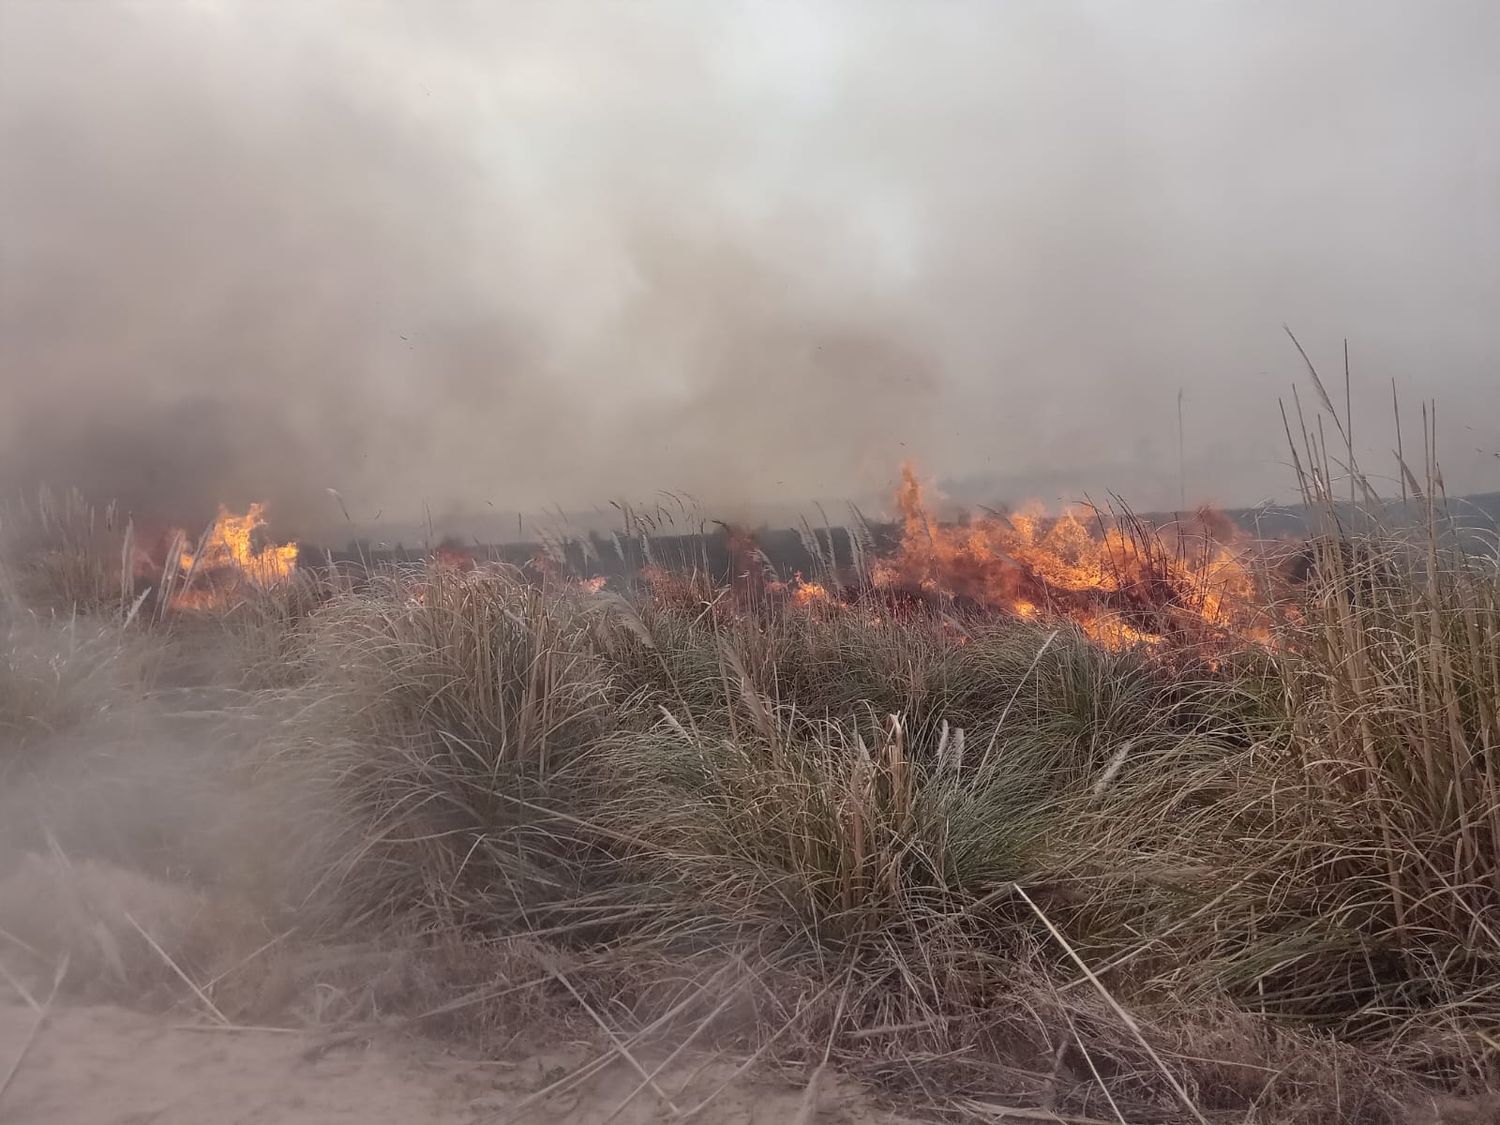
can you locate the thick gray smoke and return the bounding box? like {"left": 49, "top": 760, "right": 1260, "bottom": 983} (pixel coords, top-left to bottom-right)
{"left": 2, "top": 1, "right": 1496, "bottom": 539}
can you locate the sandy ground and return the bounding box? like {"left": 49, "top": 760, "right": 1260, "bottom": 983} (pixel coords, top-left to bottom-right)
{"left": 0, "top": 1001, "right": 912, "bottom": 1125}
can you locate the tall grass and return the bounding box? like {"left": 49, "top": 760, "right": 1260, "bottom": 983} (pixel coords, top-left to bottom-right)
{"left": 7, "top": 391, "right": 1494, "bottom": 1119}
{"left": 267, "top": 567, "right": 627, "bottom": 933}
{"left": 1269, "top": 383, "right": 1500, "bottom": 1034}
{"left": 0, "top": 486, "right": 136, "bottom": 615}
{"left": 0, "top": 615, "right": 157, "bottom": 761}
{"left": 273, "top": 574, "right": 1307, "bottom": 1116}
{"left": 255, "top": 496, "right": 1495, "bottom": 1118}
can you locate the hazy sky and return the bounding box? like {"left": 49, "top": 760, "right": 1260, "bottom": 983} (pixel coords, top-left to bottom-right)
{"left": 2, "top": 1, "right": 1496, "bottom": 535}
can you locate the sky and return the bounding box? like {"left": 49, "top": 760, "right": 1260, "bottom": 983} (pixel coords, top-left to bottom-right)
{"left": 2, "top": 1, "right": 1496, "bottom": 537}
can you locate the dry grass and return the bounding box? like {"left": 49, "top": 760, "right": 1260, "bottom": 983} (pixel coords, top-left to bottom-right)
{"left": 0, "top": 486, "right": 137, "bottom": 616}
{"left": 240, "top": 528, "right": 1492, "bottom": 1119}
{"left": 0, "top": 615, "right": 158, "bottom": 762}
{"left": 2, "top": 395, "right": 1495, "bottom": 1122}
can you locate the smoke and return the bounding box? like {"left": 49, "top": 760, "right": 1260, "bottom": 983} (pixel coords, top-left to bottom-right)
{"left": 2, "top": 1, "right": 1496, "bottom": 537}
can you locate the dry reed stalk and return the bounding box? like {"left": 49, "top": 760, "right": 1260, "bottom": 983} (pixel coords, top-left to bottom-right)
{"left": 124, "top": 911, "right": 228, "bottom": 1026}
{"left": 0, "top": 953, "right": 68, "bottom": 1107}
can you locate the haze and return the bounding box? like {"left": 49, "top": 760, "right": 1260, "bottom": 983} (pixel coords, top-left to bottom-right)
{"left": 2, "top": 1, "right": 1496, "bottom": 538}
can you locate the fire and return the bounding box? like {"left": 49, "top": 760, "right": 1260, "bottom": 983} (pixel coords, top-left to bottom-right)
{"left": 431, "top": 544, "right": 477, "bottom": 572}
{"left": 146, "top": 471, "right": 1263, "bottom": 650}
{"left": 1081, "top": 615, "right": 1164, "bottom": 649}
{"left": 790, "top": 573, "right": 831, "bottom": 607}
{"left": 870, "top": 464, "right": 1259, "bottom": 648}
{"left": 170, "top": 503, "right": 298, "bottom": 609}
{"left": 179, "top": 503, "right": 298, "bottom": 584}
{"left": 766, "top": 570, "right": 839, "bottom": 610}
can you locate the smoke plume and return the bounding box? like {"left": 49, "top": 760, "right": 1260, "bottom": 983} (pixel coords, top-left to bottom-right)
{"left": 2, "top": 2, "right": 1496, "bottom": 538}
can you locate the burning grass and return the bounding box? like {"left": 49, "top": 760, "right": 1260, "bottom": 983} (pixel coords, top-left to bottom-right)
{"left": 1, "top": 396, "right": 1496, "bottom": 1121}
{"left": 872, "top": 463, "right": 1271, "bottom": 650}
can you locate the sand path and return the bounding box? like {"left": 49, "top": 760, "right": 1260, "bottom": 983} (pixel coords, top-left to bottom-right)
{"left": 0, "top": 1001, "right": 910, "bottom": 1125}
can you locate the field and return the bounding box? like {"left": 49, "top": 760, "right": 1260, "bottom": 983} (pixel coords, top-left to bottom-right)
{"left": 1, "top": 405, "right": 1497, "bottom": 1123}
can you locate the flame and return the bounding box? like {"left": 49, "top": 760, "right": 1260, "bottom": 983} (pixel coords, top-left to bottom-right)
{"left": 790, "top": 572, "right": 831, "bottom": 607}
{"left": 179, "top": 503, "right": 297, "bottom": 583}
{"left": 431, "top": 544, "right": 477, "bottom": 571}
{"left": 870, "top": 464, "right": 1259, "bottom": 649}
{"left": 170, "top": 503, "right": 297, "bottom": 609}
{"left": 1080, "top": 615, "right": 1163, "bottom": 649}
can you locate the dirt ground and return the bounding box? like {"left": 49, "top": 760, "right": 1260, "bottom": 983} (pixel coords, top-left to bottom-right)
{"left": 0, "top": 1001, "right": 913, "bottom": 1125}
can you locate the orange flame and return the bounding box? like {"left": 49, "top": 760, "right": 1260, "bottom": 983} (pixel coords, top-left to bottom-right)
{"left": 871, "top": 464, "right": 1259, "bottom": 648}
{"left": 790, "top": 572, "right": 831, "bottom": 607}
{"left": 171, "top": 503, "right": 297, "bottom": 609}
